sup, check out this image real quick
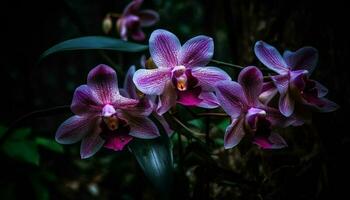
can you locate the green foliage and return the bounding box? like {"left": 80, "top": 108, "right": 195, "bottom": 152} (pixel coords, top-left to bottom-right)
{"left": 35, "top": 137, "right": 64, "bottom": 153}
{"left": 38, "top": 36, "right": 148, "bottom": 63}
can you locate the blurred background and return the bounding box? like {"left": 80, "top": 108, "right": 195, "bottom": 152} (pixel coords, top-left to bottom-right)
{"left": 1, "top": 0, "right": 349, "bottom": 199}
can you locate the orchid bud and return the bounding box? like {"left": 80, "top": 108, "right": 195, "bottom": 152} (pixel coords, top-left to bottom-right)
{"left": 102, "top": 15, "right": 113, "bottom": 34}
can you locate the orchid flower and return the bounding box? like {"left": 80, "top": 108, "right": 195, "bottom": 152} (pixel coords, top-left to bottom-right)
{"left": 122, "top": 65, "right": 173, "bottom": 136}
{"left": 215, "top": 66, "right": 288, "bottom": 149}
{"left": 117, "top": 0, "right": 159, "bottom": 41}
{"left": 133, "top": 29, "right": 231, "bottom": 115}
{"left": 254, "top": 41, "right": 338, "bottom": 117}
{"left": 55, "top": 64, "right": 160, "bottom": 159}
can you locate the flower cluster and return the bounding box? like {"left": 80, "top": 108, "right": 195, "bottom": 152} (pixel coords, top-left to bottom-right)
{"left": 56, "top": 29, "right": 338, "bottom": 158}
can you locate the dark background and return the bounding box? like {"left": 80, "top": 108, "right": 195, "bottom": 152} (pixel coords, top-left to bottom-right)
{"left": 1, "top": 0, "right": 349, "bottom": 199}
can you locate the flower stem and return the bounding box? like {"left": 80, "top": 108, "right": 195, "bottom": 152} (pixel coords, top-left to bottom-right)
{"left": 210, "top": 59, "right": 244, "bottom": 69}
{"left": 171, "top": 116, "right": 206, "bottom": 137}
{"left": 196, "top": 112, "right": 228, "bottom": 117}
{"left": 0, "top": 105, "right": 71, "bottom": 145}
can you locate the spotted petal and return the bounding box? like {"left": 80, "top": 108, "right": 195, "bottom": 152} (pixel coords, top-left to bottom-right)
{"left": 192, "top": 66, "right": 231, "bottom": 90}
{"left": 71, "top": 85, "right": 102, "bottom": 115}
{"left": 87, "top": 64, "right": 119, "bottom": 104}
{"left": 133, "top": 67, "right": 172, "bottom": 95}
{"left": 179, "top": 36, "right": 214, "bottom": 68}
{"left": 149, "top": 29, "right": 181, "bottom": 68}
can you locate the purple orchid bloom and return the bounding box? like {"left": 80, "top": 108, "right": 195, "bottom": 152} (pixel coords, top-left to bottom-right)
{"left": 215, "top": 66, "right": 288, "bottom": 149}
{"left": 55, "top": 64, "right": 160, "bottom": 159}
{"left": 254, "top": 41, "right": 338, "bottom": 117}
{"left": 117, "top": 0, "right": 159, "bottom": 41}
{"left": 133, "top": 29, "right": 231, "bottom": 115}
{"left": 122, "top": 65, "right": 173, "bottom": 136}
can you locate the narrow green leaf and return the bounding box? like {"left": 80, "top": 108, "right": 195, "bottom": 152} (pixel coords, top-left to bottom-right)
{"left": 39, "top": 36, "right": 148, "bottom": 62}
{"left": 129, "top": 136, "right": 173, "bottom": 195}
{"left": 35, "top": 137, "right": 64, "bottom": 153}
{"left": 2, "top": 140, "right": 40, "bottom": 165}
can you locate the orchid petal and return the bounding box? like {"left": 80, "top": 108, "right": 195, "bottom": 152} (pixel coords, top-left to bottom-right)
{"left": 123, "top": 114, "right": 160, "bottom": 139}
{"left": 224, "top": 116, "right": 245, "bottom": 149}
{"left": 253, "top": 133, "right": 287, "bottom": 149}
{"left": 192, "top": 66, "right": 231, "bottom": 90}
{"left": 55, "top": 115, "right": 95, "bottom": 144}
{"left": 149, "top": 29, "right": 181, "bottom": 68}
{"left": 104, "top": 134, "right": 133, "bottom": 151}
{"left": 124, "top": 65, "right": 137, "bottom": 99}
{"left": 314, "top": 81, "right": 329, "bottom": 98}
{"left": 153, "top": 113, "right": 174, "bottom": 136}
{"left": 87, "top": 64, "right": 119, "bottom": 104}
{"left": 259, "top": 81, "right": 278, "bottom": 104}
{"left": 139, "top": 10, "right": 159, "bottom": 27}
{"left": 131, "top": 29, "right": 146, "bottom": 41}
{"left": 279, "top": 92, "right": 295, "bottom": 117}
{"left": 133, "top": 68, "right": 172, "bottom": 95}
{"left": 254, "top": 41, "right": 288, "bottom": 74}
{"left": 215, "top": 81, "right": 247, "bottom": 118}
{"left": 302, "top": 95, "right": 339, "bottom": 112}
{"left": 123, "top": 0, "right": 143, "bottom": 15}
{"left": 179, "top": 36, "right": 214, "bottom": 68}
{"left": 197, "top": 91, "right": 219, "bottom": 109}
{"left": 238, "top": 66, "right": 263, "bottom": 105}
{"left": 271, "top": 74, "right": 289, "bottom": 95}
{"left": 71, "top": 85, "right": 101, "bottom": 115}
{"left": 156, "top": 81, "right": 177, "bottom": 115}
{"left": 283, "top": 47, "right": 318, "bottom": 74}
{"left": 177, "top": 86, "right": 202, "bottom": 106}
{"left": 80, "top": 119, "right": 105, "bottom": 159}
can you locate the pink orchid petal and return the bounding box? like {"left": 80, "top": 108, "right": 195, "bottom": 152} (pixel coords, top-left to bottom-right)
{"left": 238, "top": 66, "right": 263, "bottom": 105}
{"left": 302, "top": 95, "right": 339, "bottom": 112}
{"left": 253, "top": 133, "right": 287, "bottom": 149}
{"left": 197, "top": 91, "right": 219, "bottom": 109}
{"left": 254, "top": 41, "right": 288, "bottom": 74}
{"left": 87, "top": 64, "right": 119, "bottom": 104}
{"left": 279, "top": 92, "right": 295, "bottom": 117}
{"left": 283, "top": 47, "right": 318, "bottom": 74}
{"left": 259, "top": 81, "right": 278, "bottom": 104}
{"left": 55, "top": 115, "right": 96, "bottom": 144}
{"left": 177, "top": 86, "right": 202, "bottom": 106}
{"left": 104, "top": 134, "right": 133, "bottom": 151}
{"left": 191, "top": 66, "right": 231, "bottom": 90}
{"left": 149, "top": 29, "right": 181, "bottom": 68}
{"left": 123, "top": 0, "right": 143, "bottom": 16}
{"left": 215, "top": 81, "right": 247, "bottom": 118}
{"left": 124, "top": 65, "right": 137, "bottom": 99}
{"left": 156, "top": 81, "right": 177, "bottom": 115}
{"left": 121, "top": 113, "right": 160, "bottom": 139}
{"left": 152, "top": 113, "right": 174, "bottom": 136}
{"left": 80, "top": 119, "right": 105, "bottom": 159}
{"left": 71, "top": 85, "right": 102, "bottom": 115}
{"left": 133, "top": 68, "right": 172, "bottom": 95}
{"left": 314, "top": 81, "right": 329, "bottom": 98}
{"left": 179, "top": 36, "right": 214, "bottom": 68}
{"left": 131, "top": 29, "right": 145, "bottom": 41}
{"left": 139, "top": 10, "right": 159, "bottom": 27}
{"left": 224, "top": 116, "right": 245, "bottom": 149}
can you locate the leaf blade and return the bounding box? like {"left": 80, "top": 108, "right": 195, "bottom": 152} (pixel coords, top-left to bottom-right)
{"left": 39, "top": 36, "right": 148, "bottom": 62}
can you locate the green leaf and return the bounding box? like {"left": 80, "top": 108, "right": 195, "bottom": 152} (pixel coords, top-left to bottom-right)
{"left": 35, "top": 137, "right": 64, "bottom": 153}
{"left": 32, "top": 179, "right": 49, "bottom": 200}
{"left": 129, "top": 136, "right": 173, "bottom": 196}
{"left": 2, "top": 140, "right": 40, "bottom": 165}
{"left": 11, "top": 128, "right": 31, "bottom": 140}
{"left": 38, "top": 36, "right": 148, "bottom": 62}
{"left": 0, "top": 125, "right": 6, "bottom": 139}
